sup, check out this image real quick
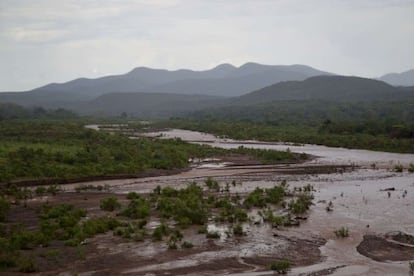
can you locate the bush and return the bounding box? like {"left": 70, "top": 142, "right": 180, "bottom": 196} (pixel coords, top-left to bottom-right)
{"left": 233, "top": 224, "right": 244, "bottom": 236}
{"left": 270, "top": 260, "right": 291, "bottom": 274}
{"left": 100, "top": 196, "right": 121, "bottom": 212}
{"left": 35, "top": 186, "right": 47, "bottom": 196}
{"left": 394, "top": 164, "right": 404, "bottom": 172}
{"left": 0, "top": 198, "right": 10, "bottom": 222}
{"left": 409, "top": 261, "right": 414, "bottom": 274}
{"left": 152, "top": 223, "right": 170, "bottom": 242}
{"left": 334, "top": 227, "right": 349, "bottom": 238}
{"left": 182, "top": 241, "right": 194, "bottom": 248}
{"left": 289, "top": 192, "right": 313, "bottom": 215}
{"left": 205, "top": 177, "right": 220, "bottom": 191}
{"left": 206, "top": 231, "right": 220, "bottom": 239}
{"left": 408, "top": 163, "right": 414, "bottom": 173}
{"left": 119, "top": 198, "right": 150, "bottom": 219}
{"left": 17, "top": 256, "right": 38, "bottom": 273}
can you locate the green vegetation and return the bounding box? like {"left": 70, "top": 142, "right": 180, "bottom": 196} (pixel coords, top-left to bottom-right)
{"left": 100, "top": 196, "right": 121, "bottom": 212}
{"left": 232, "top": 224, "right": 244, "bottom": 236}
{"left": 409, "top": 163, "right": 414, "bottom": 173}
{"left": 334, "top": 227, "right": 350, "bottom": 238}
{"left": 394, "top": 164, "right": 404, "bottom": 172}
{"left": 0, "top": 120, "right": 303, "bottom": 183}
{"left": 0, "top": 198, "right": 10, "bottom": 222}
{"left": 156, "top": 119, "right": 414, "bottom": 153}
{"left": 288, "top": 193, "right": 314, "bottom": 215}
{"left": 270, "top": 259, "right": 291, "bottom": 274}
{"left": 155, "top": 183, "right": 208, "bottom": 226}
{"left": 244, "top": 185, "right": 287, "bottom": 209}
{"left": 409, "top": 261, "right": 414, "bottom": 274}
{"left": 0, "top": 177, "right": 314, "bottom": 273}
{"left": 206, "top": 231, "right": 220, "bottom": 239}
{"left": 181, "top": 241, "right": 194, "bottom": 248}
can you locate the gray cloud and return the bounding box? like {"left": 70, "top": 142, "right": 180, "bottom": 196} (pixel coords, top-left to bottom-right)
{"left": 0, "top": 0, "right": 413, "bottom": 90}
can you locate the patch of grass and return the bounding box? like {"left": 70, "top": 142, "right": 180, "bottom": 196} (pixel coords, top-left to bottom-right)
{"left": 334, "top": 226, "right": 349, "bottom": 238}
{"left": 232, "top": 224, "right": 244, "bottom": 236}
{"left": 394, "top": 164, "right": 404, "bottom": 172}
{"left": 270, "top": 259, "right": 291, "bottom": 274}
{"left": 100, "top": 196, "right": 121, "bottom": 212}
{"left": 182, "top": 241, "right": 194, "bottom": 248}
{"left": 206, "top": 231, "right": 220, "bottom": 239}
{"left": 0, "top": 198, "right": 10, "bottom": 222}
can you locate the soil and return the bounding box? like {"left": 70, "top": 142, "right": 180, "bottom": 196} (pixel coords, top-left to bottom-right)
{"left": 356, "top": 234, "right": 414, "bottom": 262}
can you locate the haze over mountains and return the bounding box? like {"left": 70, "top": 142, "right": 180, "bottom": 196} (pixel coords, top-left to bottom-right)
{"left": 379, "top": 69, "right": 414, "bottom": 87}
{"left": 0, "top": 62, "right": 413, "bottom": 118}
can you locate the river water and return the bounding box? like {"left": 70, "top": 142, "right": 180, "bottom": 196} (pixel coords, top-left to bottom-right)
{"left": 84, "top": 126, "right": 414, "bottom": 275}
{"left": 142, "top": 128, "right": 414, "bottom": 276}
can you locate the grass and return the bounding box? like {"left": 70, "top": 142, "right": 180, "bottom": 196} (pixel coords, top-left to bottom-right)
{"left": 334, "top": 227, "right": 350, "bottom": 238}
{"left": 270, "top": 260, "right": 291, "bottom": 274}
{"left": 100, "top": 196, "right": 121, "bottom": 212}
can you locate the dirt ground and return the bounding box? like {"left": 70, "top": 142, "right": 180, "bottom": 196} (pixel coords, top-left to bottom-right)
{"left": 356, "top": 234, "right": 414, "bottom": 262}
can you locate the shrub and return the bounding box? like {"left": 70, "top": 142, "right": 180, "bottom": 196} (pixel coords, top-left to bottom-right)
{"left": 334, "top": 227, "right": 349, "bottom": 238}
{"left": 408, "top": 163, "right": 414, "bottom": 173}
{"left": 152, "top": 223, "right": 170, "bottom": 242}
{"left": 100, "top": 196, "right": 121, "bottom": 212}
{"left": 289, "top": 193, "right": 314, "bottom": 215}
{"left": 394, "top": 164, "right": 403, "bottom": 172}
{"left": 119, "top": 198, "right": 150, "bottom": 219}
{"left": 126, "top": 192, "right": 141, "bottom": 200}
{"left": 205, "top": 177, "right": 220, "bottom": 191}
{"left": 17, "top": 256, "right": 38, "bottom": 273}
{"left": 35, "top": 186, "right": 47, "bottom": 196}
{"left": 270, "top": 260, "right": 291, "bottom": 274}
{"left": 244, "top": 188, "right": 266, "bottom": 208}
{"left": 182, "top": 241, "right": 194, "bottom": 248}
{"left": 409, "top": 261, "right": 414, "bottom": 274}
{"left": 206, "top": 231, "right": 220, "bottom": 239}
{"left": 233, "top": 224, "right": 244, "bottom": 236}
{"left": 0, "top": 198, "right": 10, "bottom": 222}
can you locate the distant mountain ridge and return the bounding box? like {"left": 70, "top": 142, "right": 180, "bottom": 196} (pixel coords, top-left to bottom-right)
{"left": 379, "top": 69, "right": 414, "bottom": 86}
{"left": 232, "top": 75, "right": 412, "bottom": 105}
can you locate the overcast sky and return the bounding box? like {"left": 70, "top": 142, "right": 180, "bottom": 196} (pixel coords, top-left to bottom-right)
{"left": 1, "top": 0, "right": 414, "bottom": 91}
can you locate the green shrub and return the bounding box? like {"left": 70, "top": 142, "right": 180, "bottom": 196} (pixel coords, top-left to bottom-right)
{"left": 244, "top": 188, "right": 266, "bottom": 208}
{"left": 270, "top": 259, "right": 291, "bottom": 274}
{"left": 0, "top": 198, "right": 10, "bottom": 222}
{"left": 288, "top": 192, "right": 313, "bottom": 215}
{"left": 408, "top": 163, "right": 414, "bottom": 173}
{"left": 394, "top": 164, "right": 404, "bottom": 172}
{"left": 205, "top": 177, "right": 220, "bottom": 192}
{"left": 119, "top": 198, "right": 150, "bottom": 219}
{"left": 206, "top": 231, "right": 220, "bottom": 239}
{"left": 126, "top": 192, "right": 141, "bottom": 200}
{"left": 182, "top": 241, "right": 194, "bottom": 248}
{"left": 17, "top": 256, "right": 38, "bottom": 273}
{"left": 35, "top": 186, "right": 47, "bottom": 196}
{"left": 334, "top": 227, "right": 349, "bottom": 238}
{"left": 100, "top": 196, "right": 121, "bottom": 212}
{"left": 233, "top": 224, "right": 244, "bottom": 236}
{"left": 152, "top": 223, "right": 170, "bottom": 242}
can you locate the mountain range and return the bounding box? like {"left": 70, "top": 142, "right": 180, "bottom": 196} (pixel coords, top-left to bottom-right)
{"left": 0, "top": 62, "right": 413, "bottom": 118}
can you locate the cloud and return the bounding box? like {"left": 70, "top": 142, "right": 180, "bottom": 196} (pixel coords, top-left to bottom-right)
{"left": 0, "top": 0, "right": 414, "bottom": 90}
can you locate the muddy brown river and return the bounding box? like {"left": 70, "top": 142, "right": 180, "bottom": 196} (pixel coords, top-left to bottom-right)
{"left": 80, "top": 127, "right": 414, "bottom": 275}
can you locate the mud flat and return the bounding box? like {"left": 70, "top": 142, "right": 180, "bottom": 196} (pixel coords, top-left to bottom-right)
{"left": 4, "top": 127, "right": 414, "bottom": 275}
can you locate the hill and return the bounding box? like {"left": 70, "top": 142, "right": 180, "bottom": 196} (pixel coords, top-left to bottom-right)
{"left": 68, "top": 93, "right": 223, "bottom": 117}
{"left": 189, "top": 76, "right": 414, "bottom": 124}
{"left": 0, "top": 63, "right": 332, "bottom": 108}
{"left": 379, "top": 69, "right": 414, "bottom": 86}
